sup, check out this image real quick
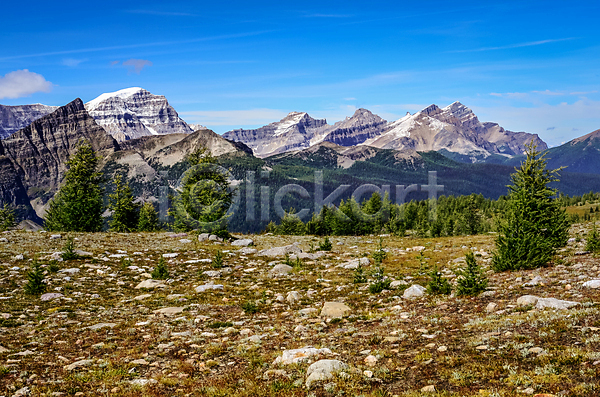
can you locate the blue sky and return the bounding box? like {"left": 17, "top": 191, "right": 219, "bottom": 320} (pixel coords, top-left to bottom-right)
{"left": 1, "top": 0, "right": 599, "bottom": 147}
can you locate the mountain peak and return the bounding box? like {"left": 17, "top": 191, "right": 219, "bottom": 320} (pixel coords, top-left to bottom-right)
{"left": 86, "top": 87, "right": 148, "bottom": 111}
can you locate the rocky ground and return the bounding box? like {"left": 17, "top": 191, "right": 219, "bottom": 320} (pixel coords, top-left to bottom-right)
{"left": 0, "top": 226, "right": 599, "bottom": 397}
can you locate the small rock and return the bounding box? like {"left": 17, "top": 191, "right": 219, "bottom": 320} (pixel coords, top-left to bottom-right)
{"left": 421, "top": 385, "right": 436, "bottom": 393}
{"left": 390, "top": 280, "right": 408, "bottom": 288}
{"left": 270, "top": 264, "right": 293, "bottom": 276}
{"left": 153, "top": 307, "right": 184, "bottom": 316}
{"left": 273, "top": 347, "right": 333, "bottom": 365}
{"left": 263, "top": 369, "right": 288, "bottom": 380}
{"left": 129, "top": 378, "right": 158, "bottom": 386}
{"left": 516, "top": 295, "right": 539, "bottom": 306}
{"left": 13, "top": 386, "right": 31, "bottom": 397}
{"left": 437, "top": 346, "right": 447, "bottom": 352}
{"left": 363, "top": 370, "right": 373, "bottom": 378}
{"left": 203, "top": 270, "right": 221, "bottom": 278}
{"left": 88, "top": 323, "right": 117, "bottom": 331}
{"left": 403, "top": 284, "right": 425, "bottom": 299}
{"left": 195, "top": 283, "right": 224, "bottom": 292}
{"left": 528, "top": 347, "right": 545, "bottom": 354}
{"left": 485, "top": 302, "right": 498, "bottom": 313}
{"left": 305, "top": 359, "right": 349, "bottom": 388}
{"left": 286, "top": 291, "right": 300, "bottom": 304}
{"left": 41, "top": 293, "right": 63, "bottom": 301}
{"left": 135, "top": 279, "right": 166, "bottom": 289}
{"left": 232, "top": 239, "right": 253, "bottom": 247}
{"left": 523, "top": 276, "right": 545, "bottom": 287}
{"left": 198, "top": 233, "right": 210, "bottom": 242}
{"left": 131, "top": 359, "right": 149, "bottom": 365}
{"left": 320, "top": 302, "right": 351, "bottom": 318}
{"left": 50, "top": 234, "right": 62, "bottom": 239}
{"left": 535, "top": 297, "right": 579, "bottom": 310}
{"left": 583, "top": 279, "right": 600, "bottom": 289}
{"left": 237, "top": 247, "right": 258, "bottom": 255}
{"left": 258, "top": 244, "right": 302, "bottom": 258}
{"left": 364, "top": 355, "right": 377, "bottom": 366}
{"left": 162, "top": 253, "right": 178, "bottom": 258}
{"left": 64, "top": 359, "right": 94, "bottom": 371}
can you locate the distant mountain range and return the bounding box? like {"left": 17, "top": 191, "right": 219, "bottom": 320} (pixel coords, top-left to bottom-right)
{"left": 1, "top": 88, "right": 600, "bottom": 230}
{"left": 224, "top": 102, "right": 547, "bottom": 161}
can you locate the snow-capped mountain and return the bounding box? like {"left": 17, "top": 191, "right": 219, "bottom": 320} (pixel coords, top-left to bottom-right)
{"left": 223, "top": 112, "right": 327, "bottom": 157}
{"left": 223, "top": 102, "right": 546, "bottom": 161}
{"left": 0, "top": 104, "right": 58, "bottom": 139}
{"left": 84, "top": 87, "right": 193, "bottom": 141}
{"left": 363, "top": 102, "right": 547, "bottom": 160}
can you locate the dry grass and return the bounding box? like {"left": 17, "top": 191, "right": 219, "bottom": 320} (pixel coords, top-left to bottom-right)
{"left": 0, "top": 227, "right": 599, "bottom": 396}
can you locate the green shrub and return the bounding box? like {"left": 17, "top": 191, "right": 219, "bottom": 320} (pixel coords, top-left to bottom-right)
{"left": 318, "top": 236, "right": 332, "bottom": 251}
{"left": 456, "top": 252, "right": 488, "bottom": 296}
{"left": 212, "top": 250, "right": 224, "bottom": 269}
{"left": 372, "top": 237, "right": 387, "bottom": 264}
{"left": 48, "top": 261, "right": 60, "bottom": 273}
{"left": 368, "top": 266, "right": 391, "bottom": 293}
{"left": 353, "top": 265, "right": 367, "bottom": 284}
{"left": 151, "top": 257, "right": 170, "bottom": 280}
{"left": 241, "top": 300, "right": 260, "bottom": 315}
{"left": 24, "top": 260, "right": 46, "bottom": 295}
{"left": 585, "top": 224, "right": 600, "bottom": 252}
{"left": 138, "top": 202, "right": 160, "bottom": 232}
{"left": 426, "top": 265, "right": 452, "bottom": 295}
{"left": 61, "top": 237, "right": 80, "bottom": 261}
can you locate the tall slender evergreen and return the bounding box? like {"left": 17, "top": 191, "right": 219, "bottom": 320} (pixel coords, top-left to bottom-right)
{"left": 492, "top": 143, "right": 569, "bottom": 271}
{"left": 108, "top": 174, "right": 140, "bottom": 232}
{"left": 44, "top": 141, "right": 104, "bottom": 232}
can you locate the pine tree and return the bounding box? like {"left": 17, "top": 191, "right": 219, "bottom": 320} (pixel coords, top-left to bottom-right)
{"left": 456, "top": 252, "right": 488, "bottom": 296}
{"left": 492, "top": 143, "right": 569, "bottom": 271}
{"left": 108, "top": 174, "right": 140, "bottom": 232}
{"left": 24, "top": 260, "right": 46, "bottom": 295}
{"left": 44, "top": 141, "right": 104, "bottom": 232}
{"left": 151, "top": 257, "right": 170, "bottom": 280}
{"left": 0, "top": 204, "right": 16, "bottom": 231}
{"left": 171, "top": 147, "right": 233, "bottom": 236}
{"left": 426, "top": 265, "right": 453, "bottom": 295}
{"left": 586, "top": 223, "right": 600, "bottom": 252}
{"left": 138, "top": 202, "right": 160, "bottom": 232}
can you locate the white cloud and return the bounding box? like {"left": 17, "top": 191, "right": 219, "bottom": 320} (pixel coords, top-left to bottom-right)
{"left": 0, "top": 69, "right": 53, "bottom": 99}
{"left": 62, "top": 58, "right": 86, "bottom": 67}
{"left": 449, "top": 38, "right": 575, "bottom": 53}
{"left": 122, "top": 59, "right": 153, "bottom": 74}
{"left": 180, "top": 109, "right": 289, "bottom": 126}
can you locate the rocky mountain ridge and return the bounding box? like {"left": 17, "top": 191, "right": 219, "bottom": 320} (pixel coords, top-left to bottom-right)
{"left": 84, "top": 87, "right": 193, "bottom": 141}
{"left": 0, "top": 104, "right": 58, "bottom": 139}
{"left": 224, "top": 102, "right": 547, "bottom": 161}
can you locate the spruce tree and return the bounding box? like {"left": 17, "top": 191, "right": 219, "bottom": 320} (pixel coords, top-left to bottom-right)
{"left": 0, "top": 204, "right": 16, "bottom": 231}
{"left": 138, "top": 202, "right": 160, "bottom": 232}
{"left": 151, "top": 257, "right": 170, "bottom": 280}
{"left": 108, "top": 174, "right": 140, "bottom": 232}
{"left": 492, "top": 143, "right": 569, "bottom": 271}
{"left": 456, "top": 251, "right": 488, "bottom": 296}
{"left": 24, "top": 260, "right": 46, "bottom": 295}
{"left": 44, "top": 142, "right": 104, "bottom": 232}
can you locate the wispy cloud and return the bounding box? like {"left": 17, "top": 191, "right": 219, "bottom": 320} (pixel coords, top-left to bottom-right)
{"left": 180, "top": 109, "right": 288, "bottom": 126}
{"left": 126, "top": 9, "right": 197, "bottom": 17}
{"left": 449, "top": 38, "right": 575, "bottom": 53}
{"left": 0, "top": 31, "right": 273, "bottom": 61}
{"left": 533, "top": 89, "right": 563, "bottom": 96}
{"left": 303, "top": 13, "right": 353, "bottom": 18}
{"left": 0, "top": 69, "right": 53, "bottom": 99}
{"left": 122, "top": 59, "right": 153, "bottom": 74}
{"left": 62, "top": 58, "right": 86, "bottom": 67}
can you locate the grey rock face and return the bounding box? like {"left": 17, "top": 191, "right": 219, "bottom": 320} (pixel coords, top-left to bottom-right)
{"left": 321, "top": 108, "right": 387, "bottom": 146}
{"left": 85, "top": 87, "right": 193, "bottom": 141}
{"left": 0, "top": 104, "right": 57, "bottom": 139}
{"left": 1, "top": 98, "right": 119, "bottom": 220}
{"left": 403, "top": 284, "right": 425, "bottom": 299}
{"left": 305, "top": 359, "right": 349, "bottom": 388}
{"left": 223, "top": 111, "right": 327, "bottom": 158}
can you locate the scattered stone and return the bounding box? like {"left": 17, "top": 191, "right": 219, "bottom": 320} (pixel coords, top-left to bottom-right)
{"left": 41, "top": 293, "right": 63, "bottom": 301}
{"left": 286, "top": 291, "right": 300, "bottom": 304}
{"left": 153, "top": 307, "right": 184, "bottom": 316}
{"left": 270, "top": 264, "right": 293, "bottom": 276}
{"left": 64, "top": 359, "right": 94, "bottom": 371}
{"left": 403, "top": 284, "right": 425, "bottom": 299}
{"left": 437, "top": 346, "right": 448, "bottom": 352}
{"left": 583, "top": 280, "right": 600, "bottom": 289}
{"left": 535, "top": 298, "right": 579, "bottom": 310}
{"left": 523, "top": 275, "right": 545, "bottom": 287}
{"left": 320, "top": 302, "right": 351, "bottom": 318}
{"left": 0, "top": 345, "right": 8, "bottom": 353}
{"left": 179, "top": 239, "right": 192, "bottom": 244}
{"left": 237, "top": 247, "right": 258, "bottom": 255}
{"left": 195, "top": 283, "right": 224, "bottom": 292}
{"left": 232, "top": 239, "right": 254, "bottom": 247}
{"left": 133, "top": 294, "right": 152, "bottom": 301}
{"left": 342, "top": 257, "right": 369, "bottom": 269}
{"left": 516, "top": 295, "right": 539, "bottom": 306}
{"left": 50, "top": 234, "right": 62, "bottom": 239}
{"left": 263, "top": 369, "right": 289, "bottom": 380}
{"left": 162, "top": 253, "right": 179, "bottom": 258}
{"left": 364, "top": 355, "right": 377, "bottom": 366}
{"left": 258, "top": 244, "right": 302, "bottom": 257}
{"left": 88, "top": 323, "right": 117, "bottom": 331}
{"left": 135, "top": 279, "right": 166, "bottom": 289}
{"left": 203, "top": 270, "right": 221, "bottom": 278}
{"left": 129, "top": 378, "right": 158, "bottom": 386}
{"left": 131, "top": 359, "right": 149, "bottom": 365}
{"left": 305, "top": 359, "right": 349, "bottom": 388}
{"left": 13, "top": 386, "right": 31, "bottom": 397}
{"left": 390, "top": 280, "right": 408, "bottom": 288}
{"left": 198, "top": 233, "right": 210, "bottom": 242}
{"left": 528, "top": 347, "right": 545, "bottom": 354}
{"left": 363, "top": 370, "right": 373, "bottom": 378}
{"left": 485, "top": 302, "right": 498, "bottom": 313}
{"left": 421, "top": 385, "right": 436, "bottom": 393}
{"left": 273, "top": 347, "right": 333, "bottom": 365}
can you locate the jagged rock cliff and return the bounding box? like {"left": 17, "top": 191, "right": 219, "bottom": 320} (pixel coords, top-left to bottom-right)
{"left": 0, "top": 140, "right": 37, "bottom": 220}
{"left": 0, "top": 104, "right": 58, "bottom": 139}
{"left": 223, "top": 112, "right": 327, "bottom": 157}
{"left": 318, "top": 108, "right": 387, "bottom": 147}
{"left": 2, "top": 98, "right": 119, "bottom": 217}
{"left": 85, "top": 87, "right": 193, "bottom": 141}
